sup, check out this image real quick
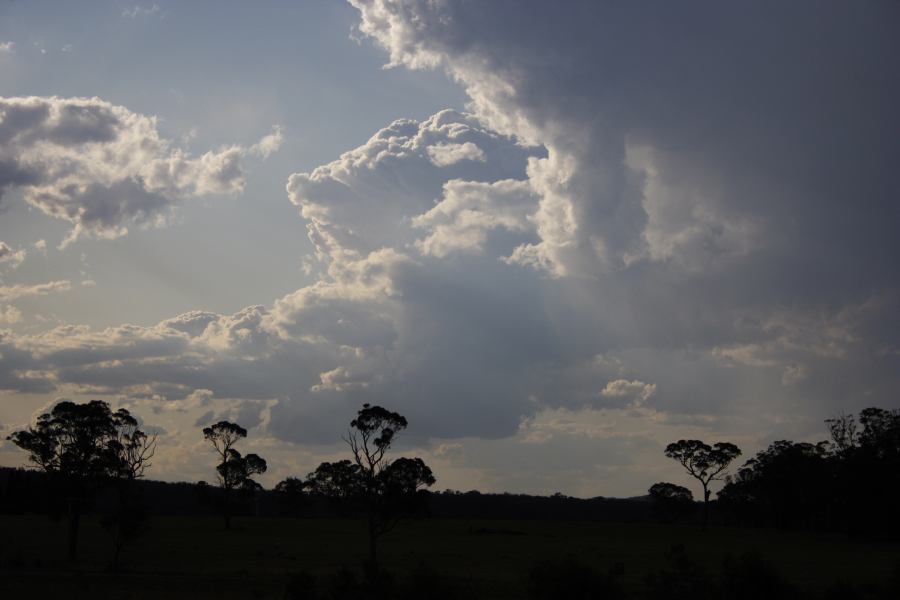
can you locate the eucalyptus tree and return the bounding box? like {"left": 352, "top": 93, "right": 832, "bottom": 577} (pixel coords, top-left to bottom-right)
{"left": 202, "top": 420, "right": 267, "bottom": 528}
{"left": 104, "top": 407, "right": 156, "bottom": 570}
{"left": 309, "top": 404, "right": 435, "bottom": 571}
{"left": 664, "top": 439, "right": 741, "bottom": 529}
{"left": 7, "top": 400, "right": 155, "bottom": 561}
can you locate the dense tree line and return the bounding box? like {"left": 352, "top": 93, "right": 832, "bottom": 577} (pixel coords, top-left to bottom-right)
{"left": 717, "top": 408, "right": 900, "bottom": 538}
{"left": 647, "top": 407, "right": 900, "bottom": 538}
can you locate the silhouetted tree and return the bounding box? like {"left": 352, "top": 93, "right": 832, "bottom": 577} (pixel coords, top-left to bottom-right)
{"left": 665, "top": 439, "right": 740, "bottom": 529}
{"left": 718, "top": 441, "right": 830, "bottom": 530}
{"left": 857, "top": 407, "right": 900, "bottom": 456}
{"left": 6, "top": 400, "right": 151, "bottom": 562}
{"left": 717, "top": 408, "right": 900, "bottom": 537}
{"left": 275, "top": 476, "right": 308, "bottom": 518}
{"left": 826, "top": 412, "right": 858, "bottom": 455}
{"left": 307, "top": 460, "right": 364, "bottom": 501}
{"left": 648, "top": 482, "right": 694, "bottom": 523}
{"left": 314, "top": 404, "right": 436, "bottom": 572}
{"left": 103, "top": 407, "right": 156, "bottom": 570}
{"left": 202, "top": 420, "right": 266, "bottom": 528}
{"left": 838, "top": 407, "right": 900, "bottom": 537}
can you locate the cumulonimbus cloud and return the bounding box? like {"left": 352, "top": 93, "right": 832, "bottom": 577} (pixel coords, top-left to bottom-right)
{"left": 0, "top": 96, "right": 281, "bottom": 245}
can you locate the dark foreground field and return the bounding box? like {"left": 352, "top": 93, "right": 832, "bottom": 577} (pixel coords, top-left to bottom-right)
{"left": 2, "top": 515, "right": 899, "bottom": 599}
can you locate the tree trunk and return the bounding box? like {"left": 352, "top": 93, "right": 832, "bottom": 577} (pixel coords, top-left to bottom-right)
{"left": 367, "top": 511, "right": 378, "bottom": 574}
{"left": 223, "top": 487, "right": 231, "bottom": 530}
{"left": 702, "top": 486, "right": 711, "bottom": 530}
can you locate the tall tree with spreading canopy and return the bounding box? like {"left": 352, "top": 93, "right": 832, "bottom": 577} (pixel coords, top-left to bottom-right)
{"left": 665, "top": 439, "right": 741, "bottom": 529}
{"left": 322, "top": 403, "right": 436, "bottom": 571}
{"left": 202, "top": 420, "right": 267, "bottom": 529}
{"left": 104, "top": 408, "right": 156, "bottom": 570}
{"left": 6, "top": 400, "right": 155, "bottom": 562}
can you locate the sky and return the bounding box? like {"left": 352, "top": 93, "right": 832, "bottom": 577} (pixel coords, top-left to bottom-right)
{"left": 0, "top": 0, "right": 898, "bottom": 498}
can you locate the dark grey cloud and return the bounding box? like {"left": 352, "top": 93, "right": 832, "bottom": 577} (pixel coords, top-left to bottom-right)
{"left": 347, "top": 0, "right": 900, "bottom": 409}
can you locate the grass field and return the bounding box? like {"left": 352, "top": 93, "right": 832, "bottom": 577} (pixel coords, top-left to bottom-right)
{"left": 1, "top": 515, "right": 899, "bottom": 598}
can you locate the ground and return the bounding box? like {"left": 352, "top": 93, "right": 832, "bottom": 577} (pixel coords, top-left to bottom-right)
{"left": 1, "top": 515, "right": 898, "bottom": 598}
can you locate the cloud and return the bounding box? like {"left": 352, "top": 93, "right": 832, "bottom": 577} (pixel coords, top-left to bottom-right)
{"left": 352, "top": 0, "right": 900, "bottom": 281}
{"left": 0, "top": 42, "right": 14, "bottom": 54}
{"left": 2, "top": 85, "right": 898, "bottom": 452}
{"left": 412, "top": 178, "right": 536, "bottom": 257}
{"left": 0, "top": 305, "right": 21, "bottom": 324}
{"left": 2, "top": 2, "right": 900, "bottom": 496}
{"left": 122, "top": 4, "right": 161, "bottom": 20}
{"left": 0, "top": 96, "right": 277, "bottom": 245}
{"left": 427, "top": 141, "right": 485, "bottom": 167}
{"left": 599, "top": 379, "right": 657, "bottom": 407}
{"left": 346, "top": 0, "right": 900, "bottom": 411}
{"left": 286, "top": 109, "right": 540, "bottom": 266}
{"left": 250, "top": 125, "right": 284, "bottom": 159}
{"left": 0, "top": 280, "right": 71, "bottom": 301}
{"left": 0, "top": 241, "right": 25, "bottom": 269}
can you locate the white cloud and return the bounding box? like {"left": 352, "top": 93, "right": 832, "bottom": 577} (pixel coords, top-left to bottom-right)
{"left": 0, "top": 42, "right": 14, "bottom": 54}
{"left": 599, "top": 379, "right": 657, "bottom": 407}
{"left": 122, "top": 4, "right": 161, "bottom": 20}
{"left": 0, "top": 241, "right": 26, "bottom": 269}
{"left": 427, "top": 141, "right": 485, "bottom": 167}
{"left": 0, "top": 280, "right": 71, "bottom": 301}
{"left": 0, "top": 96, "right": 277, "bottom": 245}
{"left": 413, "top": 178, "right": 536, "bottom": 257}
{"left": 250, "top": 125, "right": 283, "bottom": 159}
{"left": 286, "top": 109, "right": 539, "bottom": 267}
{"left": 0, "top": 305, "right": 21, "bottom": 324}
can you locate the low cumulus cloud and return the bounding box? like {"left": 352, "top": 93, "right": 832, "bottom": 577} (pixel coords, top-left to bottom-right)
{"left": 0, "top": 96, "right": 280, "bottom": 245}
